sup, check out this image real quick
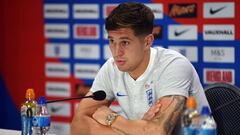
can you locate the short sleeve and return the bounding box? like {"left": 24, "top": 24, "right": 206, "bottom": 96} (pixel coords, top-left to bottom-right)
{"left": 90, "top": 59, "right": 115, "bottom": 101}
{"left": 157, "top": 58, "right": 193, "bottom": 98}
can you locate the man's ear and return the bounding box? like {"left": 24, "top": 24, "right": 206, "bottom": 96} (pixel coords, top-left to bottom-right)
{"left": 144, "top": 34, "right": 154, "bottom": 48}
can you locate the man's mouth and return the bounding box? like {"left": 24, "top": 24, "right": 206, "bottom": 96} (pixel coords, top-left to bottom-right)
{"left": 116, "top": 60, "right": 126, "bottom": 66}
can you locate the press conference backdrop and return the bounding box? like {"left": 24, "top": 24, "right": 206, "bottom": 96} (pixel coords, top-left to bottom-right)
{"left": 43, "top": 0, "right": 240, "bottom": 134}
{"left": 0, "top": 0, "right": 239, "bottom": 135}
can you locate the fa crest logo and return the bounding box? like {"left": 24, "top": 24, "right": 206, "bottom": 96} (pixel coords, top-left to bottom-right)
{"left": 146, "top": 89, "right": 153, "bottom": 106}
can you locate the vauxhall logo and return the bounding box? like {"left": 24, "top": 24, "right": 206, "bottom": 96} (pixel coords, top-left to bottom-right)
{"left": 46, "top": 29, "right": 67, "bottom": 33}
{"left": 205, "top": 30, "right": 233, "bottom": 35}
{"left": 46, "top": 9, "right": 67, "bottom": 13}
{"left": 75, "top": 9, "right": 97, "bottom": 13}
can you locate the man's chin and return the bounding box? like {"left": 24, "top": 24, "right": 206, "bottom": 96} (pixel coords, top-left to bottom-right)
{"left": 116, "top": 66, "right": 128, "bottom": 72}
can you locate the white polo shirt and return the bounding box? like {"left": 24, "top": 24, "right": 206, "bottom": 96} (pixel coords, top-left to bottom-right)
{"left": 91, "top": 47, "right": 209, "bottom": 120}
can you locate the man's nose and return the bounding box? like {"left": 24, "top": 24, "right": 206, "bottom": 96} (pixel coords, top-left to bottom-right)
{"left": 113, "top": 44, "right": 124, "bottom": 57}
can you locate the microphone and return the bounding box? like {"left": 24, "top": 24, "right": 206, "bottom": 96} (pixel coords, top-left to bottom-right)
{"left": 46, "top": 90, "right": 106, "bottom": 103}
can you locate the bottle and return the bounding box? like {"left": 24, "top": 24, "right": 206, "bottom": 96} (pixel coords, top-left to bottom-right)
{"left": 21, "top": 88, "right": 37, "bottom": 135}
{"left": 198, "top": 106, "right": 217, "bottom": 135}
{"left": 32, "top": 96, "right": 51, "bottom": 135}
{"left": 181, "top": 96, "right": 200, "bottom": 135}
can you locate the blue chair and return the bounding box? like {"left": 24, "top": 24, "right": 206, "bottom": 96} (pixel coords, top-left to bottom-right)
{"left": 205, "top": 83, "right": 240, "bottom": 135}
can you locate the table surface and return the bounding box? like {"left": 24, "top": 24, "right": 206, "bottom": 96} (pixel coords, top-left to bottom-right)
{"left": 0, "top": 128, "right": 56, "bottom": 135}
{"left": 0, "top": 128, "right": 21, "bottom": 135}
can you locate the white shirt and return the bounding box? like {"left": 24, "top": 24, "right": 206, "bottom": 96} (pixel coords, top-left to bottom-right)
{"left": 91, "top": 47, "right": 209, "bottom": 120}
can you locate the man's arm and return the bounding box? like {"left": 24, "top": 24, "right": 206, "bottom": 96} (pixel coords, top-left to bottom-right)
{"left": 93, "top": 95, "right": 186, "bottom": 135}
{"left": 71, "top": 91, "right": 119, "bottom": 135}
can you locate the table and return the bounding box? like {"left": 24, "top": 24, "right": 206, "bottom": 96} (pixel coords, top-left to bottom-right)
{"left": 0, "top": 128, "right": 21, "bottom": 135}
{"left": 0, "top": 128, "right": 56, "bottom": 135}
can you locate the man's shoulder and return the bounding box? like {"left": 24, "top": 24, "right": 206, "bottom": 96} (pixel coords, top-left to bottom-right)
{"left": 154, "top": 47, "right": 186, "bottom": 59}
{"left": 153, "top": 47, "right": 190, "bottom": 68}
{"left": 101, "top": 57, "right": 122, "bottom": 75}
{"left": 102, "top": 57, "right": 116, "bottom": 69}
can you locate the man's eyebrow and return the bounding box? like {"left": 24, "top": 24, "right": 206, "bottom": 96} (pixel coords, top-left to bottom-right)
{"left": 120, "top": 37, "right": 131, "bottom": 40}
{"left": 107, "top": 36, "right": 132, "bottom": 40}
{"left": 107, "top": 36, "right": 113, "bottom": 39}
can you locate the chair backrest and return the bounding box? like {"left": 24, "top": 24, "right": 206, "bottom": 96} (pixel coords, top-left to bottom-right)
{"left": 204, "top": 83, "right": 240, "bottom": 135}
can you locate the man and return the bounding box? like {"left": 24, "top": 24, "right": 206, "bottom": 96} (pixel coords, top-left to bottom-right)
{"left": 71, "top": 2, "right": 209, "bottom": 135}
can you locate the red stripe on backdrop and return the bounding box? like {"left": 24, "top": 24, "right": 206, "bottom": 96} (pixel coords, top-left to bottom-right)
{"left": 0, "top": 0, "right": 46, "bottom": 109}
{"left": 236, "top": 0, "right": 240, "bottom": 40}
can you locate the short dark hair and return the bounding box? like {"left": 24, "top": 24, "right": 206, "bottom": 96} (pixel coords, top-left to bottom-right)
{"left": 105, "top": 2, "right": 154, "bottom": 36}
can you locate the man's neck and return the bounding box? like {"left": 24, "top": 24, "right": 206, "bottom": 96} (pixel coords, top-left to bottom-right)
{"left": 129, "top": 50, "right": 151, "bottom": 80}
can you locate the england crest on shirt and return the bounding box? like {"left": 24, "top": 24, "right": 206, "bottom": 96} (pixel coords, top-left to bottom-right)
{"left": 146, "top": 89, "right": 153, "bottom": 106}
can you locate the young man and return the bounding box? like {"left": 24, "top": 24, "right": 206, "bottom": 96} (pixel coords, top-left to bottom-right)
{"left": 71, "top": 2, "right": 209, "bottom": 135}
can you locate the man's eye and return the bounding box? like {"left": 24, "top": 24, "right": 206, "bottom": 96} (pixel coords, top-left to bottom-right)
{"left": 109, "top": 39, "right": 114, "bottom": 44}
{"left": 121, "top": 41, "right": 129, "bottom": 46}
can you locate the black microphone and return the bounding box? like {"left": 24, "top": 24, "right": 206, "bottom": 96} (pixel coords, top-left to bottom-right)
{"left": 46, "top": 90, "right": 106, "bottom": 103}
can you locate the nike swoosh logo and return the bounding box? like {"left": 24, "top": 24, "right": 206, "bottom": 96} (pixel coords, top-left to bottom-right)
{"left": 209, "top": 6, "right": 226, "bottom": 15}
{"left": 174, "top": 29, "right": 189, "bottom": 36}
{"left": 50, "top": 106, "right": 62, "bottom": 113}
{"left": 116, "top": 92, "right": 127, "bottom": 97}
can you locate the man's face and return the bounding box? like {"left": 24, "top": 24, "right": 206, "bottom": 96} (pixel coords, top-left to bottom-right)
{"left": 107, "top": 28, "right": 149, "bottom": 74}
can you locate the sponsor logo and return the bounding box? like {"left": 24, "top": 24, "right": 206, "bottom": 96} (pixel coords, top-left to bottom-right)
{"left": 45, "top": 24, "right": 69, "bottom": 39}
{"left": 104, "top": 4, "right": 163, "bottom": 19}
{"left": 204, "top": 30, "right": 233, "bottom": 35}
{"left": 73, "top": 4, "right": 99, "bottom": 19}
{"left": 49, "top": 122, "right": 70, "bottom": 135}
{"left": 168, "top": 46, "right": 198, "bottom": 62}
{"left": 203, "top": 25, "right": 235, "bottom": 40}
{"left": 45, "top": 63, "right": 70, "bottom": 78}
{"left": 174, "top": 29, "right": 189, "bottom": 37}
{"left": 103, "top": 4, "right": 118, "bottom": 18}
{"left": 145, "top": 3, "right": 163, "bottom": 19}
{"left": 46, "top": 82, "right": 70, "bottom": 97}
{"left": 203, "top": 2, "right": 235, "bottom": 18}
{"left": 116, "top": 92, "right": 127, "bottom": 97}
{"left": 74, "top": 44, "right": 100, "bottom": 59}
{"left": 146, "top": 89, "right": 153, "bottom": 106}
{"left": 104, "top": 44, "right": 112, "bottom": 60}
{"left": 209, "top": 6, "right": 226, "bottom": 15}
{"left": 168, "top": 3, "right": 197, "bottom": 18}
{"left": 50, "top": 106, "right": 62, "bottom": 113}
{"left": 168, "top": 25, "right": 197, "bottom": 40}
{"left": 153, "top": 25, "right": 162, "bottom": 39}
{"left": 54, "top": 46, "right": 60, "bottom": 55}
{"left": 203, "top": 47, "right": 235, "bottom": 63}
{"left": 45, "top": 43, "right": 70, "bottom": 58}
{"left": 74, "top": 64, "right": 100, "bottom": 79}
{"left": 47, "top": 102, "right": 71, "bottom": 117}
{"left": 73, "top": 24, "right": 99, "bottom": 39}
{"left": 204, "top": 68, "right": 235, "bottom": 84}
{"left": 44, "top": 4, "right": 69, "bottom": 19}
